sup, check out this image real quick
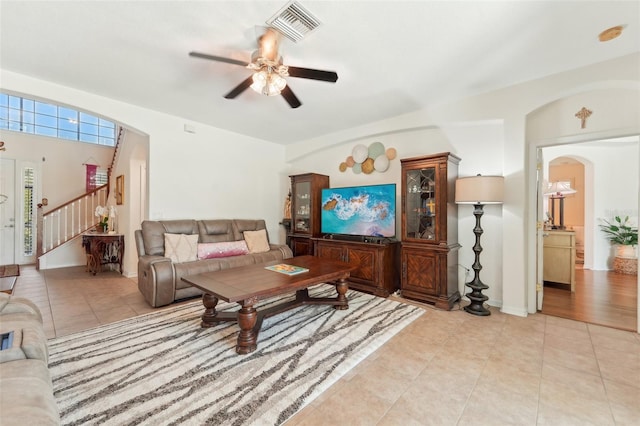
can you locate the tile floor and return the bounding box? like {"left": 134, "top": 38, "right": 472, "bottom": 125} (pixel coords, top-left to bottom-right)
{"left": 11, "top": 265, "right": 640, "bottom": 425}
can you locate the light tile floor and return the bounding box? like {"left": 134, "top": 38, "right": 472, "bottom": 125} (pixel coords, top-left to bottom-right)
{"left": 12, "top": 265, "right": 640, "bottom": 425}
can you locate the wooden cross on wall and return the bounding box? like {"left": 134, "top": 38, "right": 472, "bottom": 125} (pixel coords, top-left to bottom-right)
{"left": 575, "top": 107, "right": 592, "bottom": 129}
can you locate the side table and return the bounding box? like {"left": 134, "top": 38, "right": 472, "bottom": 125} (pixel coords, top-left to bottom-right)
{"left": 82, "top": 233, "right": 125, "bottom": 275}
{"left": 0, "top": 277, "right": 17, "bottom": 294}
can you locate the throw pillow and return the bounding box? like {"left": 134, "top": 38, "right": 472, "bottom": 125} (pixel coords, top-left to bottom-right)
{"left": 243, "top": 229, "right": 270, "bottom": 254}
{"left": 164, "top": 233, "right": 198, "bottom": 263}
{"left": 197, "top": 241, "right": 249, "bottom": 260}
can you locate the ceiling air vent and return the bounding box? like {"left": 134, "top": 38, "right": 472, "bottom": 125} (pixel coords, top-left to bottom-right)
{"left": 266, "top": 1, "right": 321, "bottom": 43}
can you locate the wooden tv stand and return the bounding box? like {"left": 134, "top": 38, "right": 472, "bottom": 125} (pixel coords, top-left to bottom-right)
{"left": 313, "top": 237, "right": 400, "bottom": 297}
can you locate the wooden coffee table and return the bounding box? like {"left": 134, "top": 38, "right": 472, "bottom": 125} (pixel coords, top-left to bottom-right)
{"left": 181, "top": 255, "right": 356, "bottom": 354}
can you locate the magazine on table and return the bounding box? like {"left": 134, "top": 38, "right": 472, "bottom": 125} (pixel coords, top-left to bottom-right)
{"left": 265, "top": 264, "right": 309, "bottom": 275}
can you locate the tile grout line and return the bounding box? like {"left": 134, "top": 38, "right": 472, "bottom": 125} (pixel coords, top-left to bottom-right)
{"left": 453, "top": 316, "right": 497, "bottom": 426}
{"left": 586, "top": 323, "right": 619, "bottom": 425}
{"left": 535, "top": 314, "right": 547, "bottom": 426}
{"left": 42, "top": 268, "right": 58, "bottom": 338}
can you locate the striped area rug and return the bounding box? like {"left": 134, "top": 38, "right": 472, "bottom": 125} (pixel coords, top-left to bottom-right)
{"left": 49, "top": 285, "right": 424, "bottom": 425}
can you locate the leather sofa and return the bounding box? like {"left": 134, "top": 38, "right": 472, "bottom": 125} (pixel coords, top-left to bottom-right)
{"left": 0, "top": 293, "right": 60, "bottom": 425}
{"left": 135, "top": 219, "right": 293, "bottom": 307}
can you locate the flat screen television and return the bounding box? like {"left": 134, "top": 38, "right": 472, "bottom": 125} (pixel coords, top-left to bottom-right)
{"left": 320, "top": 183, "right": 396, "bottom": 238}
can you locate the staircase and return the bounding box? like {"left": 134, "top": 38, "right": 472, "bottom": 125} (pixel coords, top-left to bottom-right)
{"left": 35, "top": 127, "right": 125, "bottom": 269}
{"left": 108, "top": 126, "right": 124, "bottom": 188}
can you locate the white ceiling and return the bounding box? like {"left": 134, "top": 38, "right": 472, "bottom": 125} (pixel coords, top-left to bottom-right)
{"left": 1, "top": 1, "right": 638, "bottom": 145}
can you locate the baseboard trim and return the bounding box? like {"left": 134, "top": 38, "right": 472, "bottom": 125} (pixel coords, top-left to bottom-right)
{"left": 500, "top": 305, "right": 528, "bottom": 317}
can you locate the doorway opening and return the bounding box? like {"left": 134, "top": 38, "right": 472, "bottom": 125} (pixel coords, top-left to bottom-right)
{"left": 538, "top": 138, "right": 638, "bottom": 331}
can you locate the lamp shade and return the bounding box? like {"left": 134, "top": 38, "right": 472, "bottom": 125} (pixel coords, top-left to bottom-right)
{"left": 455, "top": 175, "right": 504, "bottom": 204}
{"left": 544, "top": 181, "right": 576, "bottom": 197}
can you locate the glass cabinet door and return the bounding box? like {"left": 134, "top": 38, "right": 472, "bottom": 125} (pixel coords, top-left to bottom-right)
{"left": 293, "top": 180, "right": 311, "bottom": 234}
{"left": 405, "top": 166, "right": 436, "bottom": 240}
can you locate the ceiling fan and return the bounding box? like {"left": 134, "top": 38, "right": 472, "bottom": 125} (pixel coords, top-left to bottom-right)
{"left": 189, "top": 27, "right": 338, "bottom": 108}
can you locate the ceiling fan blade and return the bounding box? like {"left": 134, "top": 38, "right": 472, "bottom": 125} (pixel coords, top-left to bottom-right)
{"left": 281, "top": 86, "right": 302, "bottom": 108}
{"left": 287, "top": 66, "right": 338, "bottom": 83}
{"left": 224, "top": 76, "right": 254, "bottom": 99}
{"left": 189, "top": 51, "right": 249, "bottom": 67}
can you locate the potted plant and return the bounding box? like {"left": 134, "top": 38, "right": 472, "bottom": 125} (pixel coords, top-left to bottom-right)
{"left": 599, "top": 215, "right": 638, "bottom": 259}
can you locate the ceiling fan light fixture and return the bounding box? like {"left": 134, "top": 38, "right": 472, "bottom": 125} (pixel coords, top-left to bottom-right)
{"left": 189, "top": 14, "right": 336, "bottom": 108}
{"left": 251, "top": 70, "right": 287, "bottom": 96}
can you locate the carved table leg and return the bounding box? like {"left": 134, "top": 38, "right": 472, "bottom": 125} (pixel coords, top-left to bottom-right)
{"left": 90, "top": 245, "right": 101, "bottom": 275}
{"left": 236, "top": 297, "right": 259, "bottom": 354}
{"left": 118, "top": 240, "right": 124, "bottom": 274}
{"left": 86, "top": 254, "right": 98, "bottom": 275}
{"left": 201, "top": 293, "right": 220, "bottom": 328}
{"left": 295, "top": 288, "right": 309, "bottom": 303}
{"left": 335, "top": 278, "right": 349, "bottom": 310}
{"left": 90, "top": 241, "right": 107, "bottom": 275}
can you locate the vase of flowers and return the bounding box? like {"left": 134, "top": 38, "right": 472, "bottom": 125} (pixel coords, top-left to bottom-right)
{"left": 95, "top": 206, "right": 110, "bottom": 233}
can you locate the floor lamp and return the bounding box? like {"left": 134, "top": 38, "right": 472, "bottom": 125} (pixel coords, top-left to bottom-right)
{"left": 455, "top": 175, "right": 505, "bottom": 316}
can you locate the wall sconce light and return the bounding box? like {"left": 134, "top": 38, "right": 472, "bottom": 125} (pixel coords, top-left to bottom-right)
{"left": 455, "top": 174, "right": 505, "bottom": 316}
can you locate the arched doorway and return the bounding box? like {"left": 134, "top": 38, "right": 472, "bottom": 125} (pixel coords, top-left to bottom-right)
{"left": 540, "top": 142, "right": 638, "bottom": 330}
{"left": 525, "top": 85, "right": 640, "bottom": 332}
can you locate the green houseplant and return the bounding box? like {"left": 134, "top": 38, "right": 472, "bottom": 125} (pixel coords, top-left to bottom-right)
{"left": 599, "top": 216, "right": 638, "bottom": 259}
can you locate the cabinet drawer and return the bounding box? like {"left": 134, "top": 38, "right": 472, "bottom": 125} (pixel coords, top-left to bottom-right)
{"left": 544, "top": 232, "right": 575, "bottom": 247}
{"left": 316, "top": 244, "right": 343, "bottom": 261}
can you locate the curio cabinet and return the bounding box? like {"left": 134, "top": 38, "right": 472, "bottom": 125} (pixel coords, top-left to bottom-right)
{"left": 400, "top": 152, "right": 461, "bottom": 309}
{"left": 288, "top": 173, "right": 329, "bottom": 256}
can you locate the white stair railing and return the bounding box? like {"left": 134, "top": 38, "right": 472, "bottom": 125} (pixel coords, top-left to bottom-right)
{"left": 36, "top": 184, "right": 108, "bottom": 267}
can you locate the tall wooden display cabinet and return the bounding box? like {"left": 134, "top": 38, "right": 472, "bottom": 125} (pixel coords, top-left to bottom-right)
{"left": 288, "top": 173, "right": 329, "bottom": 256}
{"left": 400, "top": 153, "right": 461, "bottom": 310}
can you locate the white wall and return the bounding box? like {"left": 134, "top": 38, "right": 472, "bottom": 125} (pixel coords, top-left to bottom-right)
{"left": 107, "top": 129, "right": 149, "bottom": 277}
{"left": 0, "top": 131, "right": 114, "bottom": 209}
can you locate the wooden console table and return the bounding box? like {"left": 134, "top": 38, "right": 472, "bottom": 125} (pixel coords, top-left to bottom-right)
{"left": 82, "top": 233, "right": 124, "bottom": 275}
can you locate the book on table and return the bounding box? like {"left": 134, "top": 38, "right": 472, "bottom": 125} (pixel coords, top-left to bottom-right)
{"left": 265, "top": 264, "right": 309, "bottom": 275}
